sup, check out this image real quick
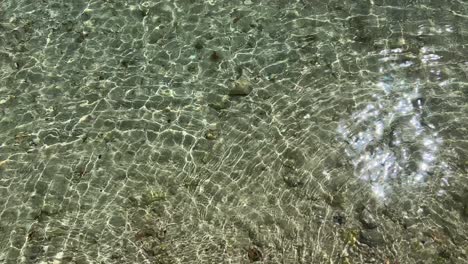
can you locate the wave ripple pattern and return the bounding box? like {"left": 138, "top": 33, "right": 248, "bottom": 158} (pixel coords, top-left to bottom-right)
{"left": 0, "top": 0, "right": 467, "bottom": 263}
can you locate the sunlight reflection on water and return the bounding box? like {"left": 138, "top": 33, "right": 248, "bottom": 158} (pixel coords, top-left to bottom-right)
{"left": 338, "top": 74, "right": 444, "bottom": 200}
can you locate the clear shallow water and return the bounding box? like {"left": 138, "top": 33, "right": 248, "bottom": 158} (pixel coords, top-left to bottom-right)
{"left": 0, "top": 0, "right": 467, "bottom": 263}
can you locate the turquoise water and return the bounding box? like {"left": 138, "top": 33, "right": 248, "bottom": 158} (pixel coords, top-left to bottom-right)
{"left": 0, "top": 0, "right": 467, "bottom": 263}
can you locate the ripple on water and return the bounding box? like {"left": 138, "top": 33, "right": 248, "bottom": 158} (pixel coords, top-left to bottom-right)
{"left": 338, "top": 74, "right": 447, "bottom": 200}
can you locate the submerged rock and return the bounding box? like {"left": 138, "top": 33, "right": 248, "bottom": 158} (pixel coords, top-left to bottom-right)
{"left": 206, "top": 93, "right": 230, "bottom": 110}
{"left": 228, "top": 78, "right": 252, "bottom": 96}
{"left": 360, "top": 209, "right": 378, "bottom": 229}
{"left": 359, "top": 229, "right": 385, "bottom": 247}
{"left": 204, "top": 129, "right": 219, "bottom": 140}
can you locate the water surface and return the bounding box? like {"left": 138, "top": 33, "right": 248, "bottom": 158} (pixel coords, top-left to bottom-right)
{"left": 0, "top": 0, "right": 467, "bottom": 263}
